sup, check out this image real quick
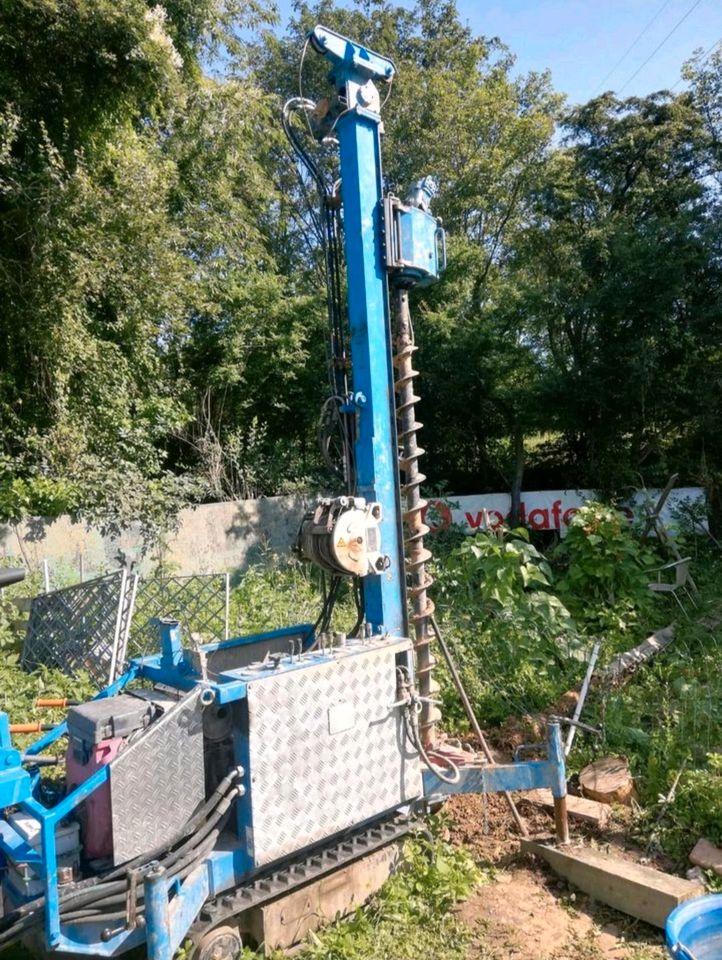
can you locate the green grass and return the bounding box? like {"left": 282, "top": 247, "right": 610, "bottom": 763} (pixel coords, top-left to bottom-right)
{"left": 267, "top": 838, "right": 482, "bottom": 960}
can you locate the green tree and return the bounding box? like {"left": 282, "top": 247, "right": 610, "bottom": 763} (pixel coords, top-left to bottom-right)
{"left": 0, "top": 0, "right": 326, "bottom": 534}
{"left": 254, "top": 0, "right": 560, "bottom": 507}
{"left": 508, "top": 90, "right": 715, "bottom": 496}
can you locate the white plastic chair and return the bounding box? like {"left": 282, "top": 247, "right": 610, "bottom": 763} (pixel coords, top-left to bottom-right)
{"left": 647, "top": 557, "right": 697, "bottom": 617}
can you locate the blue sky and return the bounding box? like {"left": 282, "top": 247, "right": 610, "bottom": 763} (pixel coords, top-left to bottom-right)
{"left": 273, "top": 0, "right": 721, "bottom": 104}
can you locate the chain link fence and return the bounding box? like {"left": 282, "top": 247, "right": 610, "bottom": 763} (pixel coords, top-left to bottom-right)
{"left": 21, "top": 571, "right": 229, "bottom": 685}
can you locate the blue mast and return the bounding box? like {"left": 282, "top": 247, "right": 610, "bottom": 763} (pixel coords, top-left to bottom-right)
{"left": 310, "top": 27, "right": 406, "bottom": 638}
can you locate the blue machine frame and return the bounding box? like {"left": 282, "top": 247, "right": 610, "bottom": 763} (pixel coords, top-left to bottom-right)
{"left": 0, "top": 619, "right": 567, "bottom": 960}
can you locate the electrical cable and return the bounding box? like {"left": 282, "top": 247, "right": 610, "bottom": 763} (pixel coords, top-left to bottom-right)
{"left": 282, "top": 98, "right": 355, "bottom": 491}
{"left": 617, "top": 0, "right": 706, "bottom": 94}
{"left": 395, "top": 667, "right": 460, "bottom": 785}
{"left": 592, "top": 0, "right": 674, "bottom": 95}
{"left": 298, "top": 37, "right": 315, "bottom": 142}
{"left": 403, "top": 701, "right": 460, "bottom": 785}
{"left": 62, "top": 826, "right": 225, "bottom": 924}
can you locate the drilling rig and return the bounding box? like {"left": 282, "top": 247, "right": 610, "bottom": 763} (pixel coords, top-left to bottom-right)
{"left": 0, "top": 28, "right": 569, "bottom": 960}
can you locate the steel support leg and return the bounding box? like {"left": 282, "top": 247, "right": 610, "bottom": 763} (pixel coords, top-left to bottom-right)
{"left": 144, "top": 865, "right": 171, "bottom": 960}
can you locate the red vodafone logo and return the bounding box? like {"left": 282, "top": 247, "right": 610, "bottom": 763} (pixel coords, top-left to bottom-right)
{"left": 421, "top": 499, "right": 453, "bottom": 533}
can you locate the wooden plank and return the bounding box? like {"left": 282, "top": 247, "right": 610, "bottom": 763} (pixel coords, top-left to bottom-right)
{"left": 522, "top": 790, "right": 610, "bottom": 828}
{"left": 598, "top": 625, "right": 674, "bottom": 684}
{"left": 522, "top": 840, "right": 704, "bottom": 928}
{"left": 247, "top": 844, "right": 399, "bottom": 950}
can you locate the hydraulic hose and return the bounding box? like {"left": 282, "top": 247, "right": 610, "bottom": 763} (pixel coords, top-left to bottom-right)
{"left": 0, "top": 775, "right": 242, "bottom": 947}
{"left": 57, "top": 789, "right": 238, "bottom": 918}
{"left": 0, "top": 767, "right": 242, "bottom": 932}
{"left": 63, "top": 827, "right": 224, "bottom": 925}
{"left": 62, "top": 789, "right": 239, "bottom": 919}
{"left": 403, "top": 704, "right": 460, "bottom": 785}
{"left": 104, "top": 766, "right": 243, "bottom": 880}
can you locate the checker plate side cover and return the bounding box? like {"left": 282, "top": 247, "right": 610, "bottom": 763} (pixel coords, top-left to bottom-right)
{"left": 108, "top": 688, "right": 205, "bottom": 865}
{"left": 246, "top": 641, "right": 421, "bottom": 867}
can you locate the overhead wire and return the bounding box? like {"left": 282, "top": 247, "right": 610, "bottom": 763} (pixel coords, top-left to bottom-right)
{"left": 617, "top": 0, "right": 706, "bottom": 94}
{"left": 593, "top": 0, "right": 674, "bottom": 95}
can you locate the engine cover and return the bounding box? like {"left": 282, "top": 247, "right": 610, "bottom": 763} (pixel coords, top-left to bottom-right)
{"left": 298, "top": 496, "right": 386, "bottom": 577}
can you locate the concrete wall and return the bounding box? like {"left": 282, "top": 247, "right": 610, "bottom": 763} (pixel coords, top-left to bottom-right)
{"left": 2, "top": 486, "right": 702, "bottom": 585}
{"left": 0, "top": 496, "right": 310, "bottom": 583}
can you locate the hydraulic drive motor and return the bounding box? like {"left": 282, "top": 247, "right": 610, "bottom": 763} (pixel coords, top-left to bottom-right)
{"left": 297, "top": 496, "right": 387, "bottom": 577}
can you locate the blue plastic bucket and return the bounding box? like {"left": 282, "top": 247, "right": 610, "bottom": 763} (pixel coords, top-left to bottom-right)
{"left": 667, "top": 894, "right": 722, "bottom": 959}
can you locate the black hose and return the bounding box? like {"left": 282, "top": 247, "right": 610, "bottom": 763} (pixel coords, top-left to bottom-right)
{"left": 1, "top": 767, "right": 241, "bottom": 931}
{"left": 63, "top": 826, "right": 224, "bottom": 924}
{"left": 57, "top": 793, "right": 236, "bottom": 918}
{"left": 0, "top": 775, "right": 241, "bottom": 946}
{"left": 105, "top": 766, "right": 242, "bottom": 880}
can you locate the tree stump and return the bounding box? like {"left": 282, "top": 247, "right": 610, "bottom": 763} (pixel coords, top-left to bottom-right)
{"left": 579, "top": 757, "right": 637, "bottom": 805}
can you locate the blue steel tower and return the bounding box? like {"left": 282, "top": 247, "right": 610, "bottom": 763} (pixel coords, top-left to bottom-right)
{"left": 300, "top": 27, "right": 408, "bottom": 639}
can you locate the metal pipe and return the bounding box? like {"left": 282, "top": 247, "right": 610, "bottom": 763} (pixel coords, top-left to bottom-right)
{"left": 554, "top": 795, "right": 570, "bottom": 846}
{"left": 547, "top": 721, "right": 570, "bottom": 845}
{"left": 429, "top": 615, "right": 528, "bottom": 837}
{"left": 565, "top": 640, "right": 601, "bottom": 757}
{"left": 143, "top": 866, "right": 171, "bottom": 960}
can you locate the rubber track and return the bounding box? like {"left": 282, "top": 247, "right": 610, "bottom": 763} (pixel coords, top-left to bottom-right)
{"left": 190, "top": 813, "right": 412, "bottom": 939}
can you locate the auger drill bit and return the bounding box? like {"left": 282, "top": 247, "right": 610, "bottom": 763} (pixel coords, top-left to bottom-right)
{"left": 392, "top": 288, "right": 440, "bottom": 746}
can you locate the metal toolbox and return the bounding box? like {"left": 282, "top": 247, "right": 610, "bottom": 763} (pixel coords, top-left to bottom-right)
{"left": 241, "top": 638, "right": 422, "bottom": 867}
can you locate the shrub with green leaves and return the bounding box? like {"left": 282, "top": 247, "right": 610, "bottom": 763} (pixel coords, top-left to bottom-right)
{"left": 444, "top": 526, "right": 574, "bottom": 632}
{"left": 555, "top": 502, "right": 659, "bottom": 627}
{"left": 435, "top": 527, "right": 583, "bottom": 725}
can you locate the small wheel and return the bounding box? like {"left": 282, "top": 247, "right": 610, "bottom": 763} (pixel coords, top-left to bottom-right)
{"left": 191, "top": 924, "right": 243, "bottom": 960}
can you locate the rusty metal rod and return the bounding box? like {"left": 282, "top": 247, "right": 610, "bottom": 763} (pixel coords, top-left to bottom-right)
{"left": 429, "top": 614, "right": 528, "bottom": 837}
{"left": 553, "top": 795, "right": 570, "bottom": 845}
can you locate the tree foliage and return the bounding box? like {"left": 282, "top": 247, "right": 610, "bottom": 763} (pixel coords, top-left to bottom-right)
{"left": 1, "top": 0, "right": 722, "bottom": 535}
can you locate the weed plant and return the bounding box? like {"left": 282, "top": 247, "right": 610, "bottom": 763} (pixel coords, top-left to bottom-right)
{"left": 252, "top": 837, "right": 481, "bottom": 960}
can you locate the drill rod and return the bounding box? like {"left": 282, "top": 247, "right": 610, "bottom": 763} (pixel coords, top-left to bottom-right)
{"left": 392, "top": 288, "right": 439, "bottom": 745}
{"left": 429, "top": 614, "right": 528, "bottom": 837}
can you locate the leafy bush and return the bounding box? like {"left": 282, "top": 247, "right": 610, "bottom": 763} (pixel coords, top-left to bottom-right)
{"left": 447, "top": 526, "right": 575, "bottom": 635}
{"left": 554, "top": 503, "right": 660, "bottom": 638}
{"left": 556, "top": 503, "right": 658, "bottom": 609}
{"left": 435, "top": 527, "right": 583, "bottom": 725}
{"left": 0, "top": 473, "right": 82, "bottom": 524}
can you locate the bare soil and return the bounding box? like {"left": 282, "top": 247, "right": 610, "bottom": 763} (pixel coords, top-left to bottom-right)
{"left": 444, "top": 794, "right": 668, "bottom": 960}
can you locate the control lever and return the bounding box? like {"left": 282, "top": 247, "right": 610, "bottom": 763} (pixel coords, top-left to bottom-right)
{"left": 549, "top": 715, "right": 602, "bottom": 738}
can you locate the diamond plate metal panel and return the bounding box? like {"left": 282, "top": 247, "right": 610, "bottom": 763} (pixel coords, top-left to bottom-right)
{"left": 109, "top": 688, "right": 205, "bottom": 865}
{"left": 21, "top": 571, "right": 137, "bottom": 687}
{"left": 246, "top": 641, "right": 421, "bottom": 867}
